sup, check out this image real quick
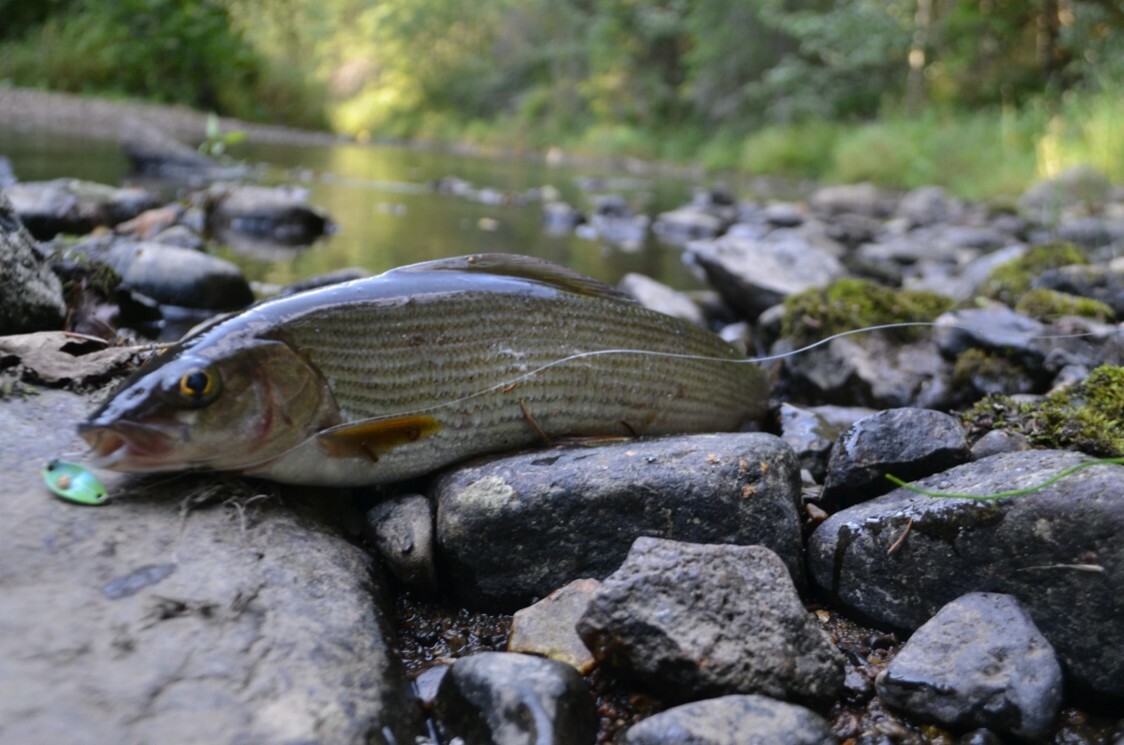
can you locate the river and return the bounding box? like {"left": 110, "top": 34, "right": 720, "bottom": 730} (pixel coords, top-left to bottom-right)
{"left": 2, "top": 126, "right": 723, "bottom": 290}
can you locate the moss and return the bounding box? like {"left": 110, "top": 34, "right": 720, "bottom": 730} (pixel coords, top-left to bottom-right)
{"left": 1014, "top": 288, "right": 1115, "bottom": 323}
{"left": 780, "top": 278, "right": 956, "bottom": 347}
{"left": 980, "top": 242, "right": 1088, "bottom": 306}
{"left": 963, "top": 364, "right": 1124, "bottom": 457}
{"left": 952, "top": 348, "right": 1038, "bottom": 395}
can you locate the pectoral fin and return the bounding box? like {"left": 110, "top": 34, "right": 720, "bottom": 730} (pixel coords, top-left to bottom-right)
{"left": 316, "top": 414, "right": 442, "bottom": 461}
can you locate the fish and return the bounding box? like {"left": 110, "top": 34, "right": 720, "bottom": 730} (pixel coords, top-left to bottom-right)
{"left": 79, "top": 253, "right": 769, "bottom": 486}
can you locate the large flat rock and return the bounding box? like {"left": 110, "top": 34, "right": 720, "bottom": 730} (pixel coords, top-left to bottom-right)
{"left": 0, "top": 388, "right": 423, "bottom": 744}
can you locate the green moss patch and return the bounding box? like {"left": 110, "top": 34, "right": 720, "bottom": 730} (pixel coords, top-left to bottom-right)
{"left": 780, "top": 278, "right": 956, "bottom": 347}
{"left": 963, "top": 364, "right": 1124, "bottom": 457}
{"left": 980, "top": 242, "right": 1088, "bottom": 306}
{"left": 1014, "top": 288, "right": 1115, "bottom": 323}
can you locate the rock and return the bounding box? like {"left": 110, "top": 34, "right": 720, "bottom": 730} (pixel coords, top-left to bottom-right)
{"left": 5, "top": 178, "right": 157, "bottom": 240}
{"left": 969, "top": 429, "right": 1030, "bottom": 460}
{"left": 577, "top": 538, "right": 844, "bottom": 707}
{"left": 762, "top": 202, "right": 805, "bottom": 228}
{"left": 207, "top": 183, "right": 331, "bottom": 245}
{"left": 0, "top": 155, "right": 16, "bottom": 187}
{"left": 0, "top": 193, "right": 66, "bottom": 334}
{"left": 102, "top": 241, "right": 254, "bottom": 310}
{"left": 1054, "top": 216, "right": 1123, "bottom": 251}
{"left": 934, "top": 305, "right": 1047, "bottom": 363}
{"left": 909, "top": 244, "right": 1027, "bottom": 301}
{"left": 508, "top": 578, "right": 600, "bottom": 675}
{"left": 414, "top": 664, "right": 450, "bottom": 711}
{"left": 897, "top": 186, "right": 956, "bottom": 227}
{"left": 364, "top": 494, "right": 438, "bottom": 596}
{"left": 433, "top": 651, "right": 596, "bottom": 745}
{"left": 820, "top": 408, "right": 970, "bottom": 509}
{"left": 542, "top": 201, "right": 585, "bottom": 232}
{"left": 775, "top": 403, "right": 840, "bottom": 483}
{"left": 810, "top": 183, "right": 893, "bottom": 219}
{"left": 618, "top": 273, "right": 706, "bottom": 325}
{"left": 433, "top": 433, "right": 803, "bottom": 609}
{"left": 875, "top": 592, "right": 1063, "bottom": 740}
{"left": 808, "top": 449, "right": 1124, "bottom": 697}
{"left": 782, "top": 335, "right": 950, "bottom": 410}
{"left": 151, "top": 224, "right": 206, "bottom": 251}
{"left": 1034, "top": 265, "right": 1124, "bottom": 317}
{"left": 623, "top": 694, "right": 837, "bottom": 745}
{"left": 1019, "top": 166, "right": 1112, "bottom": 221}
{"left": 688, "top": 235, "right": 847, "bottom": 320}
{"left": 120, "top": 116, "right": 221, "bottom": 178}
{"left": 0, "top": 388, "right": 424, "bottom": 745}
{"left": 653, "top": 207, "right": 725, "bottom": 244}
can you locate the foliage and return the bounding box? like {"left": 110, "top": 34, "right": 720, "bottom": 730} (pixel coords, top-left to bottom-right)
{"left": 3, "top": 0, "right": 1122, "bottom": 196}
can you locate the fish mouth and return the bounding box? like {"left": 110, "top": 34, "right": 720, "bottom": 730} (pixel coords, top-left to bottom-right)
{"left": 79, "top": 421, "right": 176, "bottom": 470}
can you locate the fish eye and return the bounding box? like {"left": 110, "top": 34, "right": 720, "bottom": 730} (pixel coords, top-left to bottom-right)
{"left": 178, "top": 368, "right": 218, "bottom": 403}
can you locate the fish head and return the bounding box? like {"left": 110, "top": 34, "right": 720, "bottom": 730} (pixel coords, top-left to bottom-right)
{"left": 79, "top": 339, "right": 335, "bottom": 473}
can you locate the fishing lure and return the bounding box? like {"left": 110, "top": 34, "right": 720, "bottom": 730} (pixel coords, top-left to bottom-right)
{"left": 43, "top": 459, "right": 110, "bottom": 505}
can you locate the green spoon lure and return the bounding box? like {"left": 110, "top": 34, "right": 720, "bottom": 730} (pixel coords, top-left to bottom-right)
{"left": 43, "top": 460, "right": 109, "bottom": 505}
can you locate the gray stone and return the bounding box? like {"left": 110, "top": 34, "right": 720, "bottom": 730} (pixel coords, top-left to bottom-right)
{"left": 623, "top": 694, "right": 837, "bottom": 745}
{"left": 577, "top": 538, "right": 844, "bottom": 707}
{"left": 810, "top": 183, "right": 893, "bottom": 219}
{"left": 433, "top": 651, "right": 596, "bottom": 745}
{"left": 763, "top": 202, "right": 805, "bottom": 228}
{"left": 0, "top": 389, "right": 424, "bottom": 745}
{"left": 6, "top": 178, "right": 157, "bottom": 239}
{"left": 820, "top": 408, "right": 970, "bottom": 508}
{"left": 207, "top": 183, "right": 331, "bottom": 245}
{"left": 776, "top": 403, "right": 840, "bottom": 483}
{"left": 808, "top": 449, "right": 1124, "bottom": 697}
{"left": 1018, "top": 166, "right": 1112, "bottom": 221}
{"left": 619, "top": 272, "right": 706, "bottom": 325}
{"left": 969, "top": 429, "right": 1031, "bottom": 460}
{"left": 433, "top": 433, "right": 803, "bottom": 610}
{"left": 542, "top": 201, "right": 585, "bottom": 232}
{"left": 934, "top": 305, "right": 1047, "bottom": 363}
{"left": 151, "top": 224, "right": 205, "bottom": 251}
{"left": 875, "top": 593, "right": 1063, "bottom": 740}
{"left": 782, "top": 335, "right": 950, "bottom": 410}
{"left": 508, "top": 578, "right": 600, "bottom": 675}
{"left": 1034, "top": 264, "right": 1124, "bottom": 316}
{"left": 897, "top": 186, "right": 956, "bottom": 228}
{"left": 653, "top": 207, "right": 725, "bottom": 244}
{"left": 364, "top": 494, "right": 438, "bottom": 596}
{"left": 103, "top": 241, "right": 254, "bottom": 310}
{"left": 689, "top": 235, "right": 847, "bottom": 320}
{"left": 0, "top": 192, "right": 65, "bottom": 334}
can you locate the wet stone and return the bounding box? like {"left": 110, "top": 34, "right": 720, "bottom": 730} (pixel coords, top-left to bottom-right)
{"left": 808, "top": 449, "right": 1124, "bottom": 698}
{"left": 433, "top": 433, "right": 803, "bottom": 610}
{"left": 102, "top": 241, "right": 254, "bottom": 310}
{"left": 207, "top": 183, "right": 331, "bottom": 245}
{"left": 875, "top": 592, "right": 1063, "bottom": 740}
{"left": 364, "top": 494, "right": 438, "bottom": 597}
{"left": 433, "top": 651, "right": 597, "bottom": 745}
{"left": 6, "top": 178, "right": 157, "bottom": 239}
{"left": 577, "top": 537, "right": 844, "bottom": 707}
{"left": 820, "top": 408, "right": 970, "bottom": 509}
{"left": 623, "top": 694, "right": 837, "bottom": 745}
{"left": 775, "top": 403, "right": 840, "bottom": 483}
{"left": 508, "top": 578, "right": 601, "bottom": 675}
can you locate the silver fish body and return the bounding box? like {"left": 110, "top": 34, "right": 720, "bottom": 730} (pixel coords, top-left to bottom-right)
{"left": 80, "top": 254, "right": 768, "bottom": 486}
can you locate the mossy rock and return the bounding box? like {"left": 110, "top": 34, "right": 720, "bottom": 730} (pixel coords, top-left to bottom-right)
{"left": 980, "top": 242, "right": 1088, "bottom": 307}
{"left": 963, "top": 364, "right": 1124, "bottom": 457}
{"left": 780, "top": 278, "right": 955, "bottom": 347}
{"left": 953, "top": 348, "right": 1041, "bottom": 397}
{"left": 1014, "top": 288, "right": 1115, "bottom": 323}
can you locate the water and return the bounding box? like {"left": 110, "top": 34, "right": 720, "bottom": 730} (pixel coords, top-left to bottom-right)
{"left": 2, "top": 127, "right": 713, "bottom": 290}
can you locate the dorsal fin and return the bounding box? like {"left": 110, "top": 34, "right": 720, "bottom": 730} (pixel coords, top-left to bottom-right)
{"left": 395, "top": 253, "right": 638, "bottom": 304}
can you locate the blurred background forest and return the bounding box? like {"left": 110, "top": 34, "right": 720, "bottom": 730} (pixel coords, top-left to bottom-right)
{"left": 1, "top": 0, "right": 1121, "bottom": 197}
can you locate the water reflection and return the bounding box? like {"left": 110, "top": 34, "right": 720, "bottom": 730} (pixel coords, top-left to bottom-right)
{"left": 2, "top": 128, "right": 706, "bottom": 289}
